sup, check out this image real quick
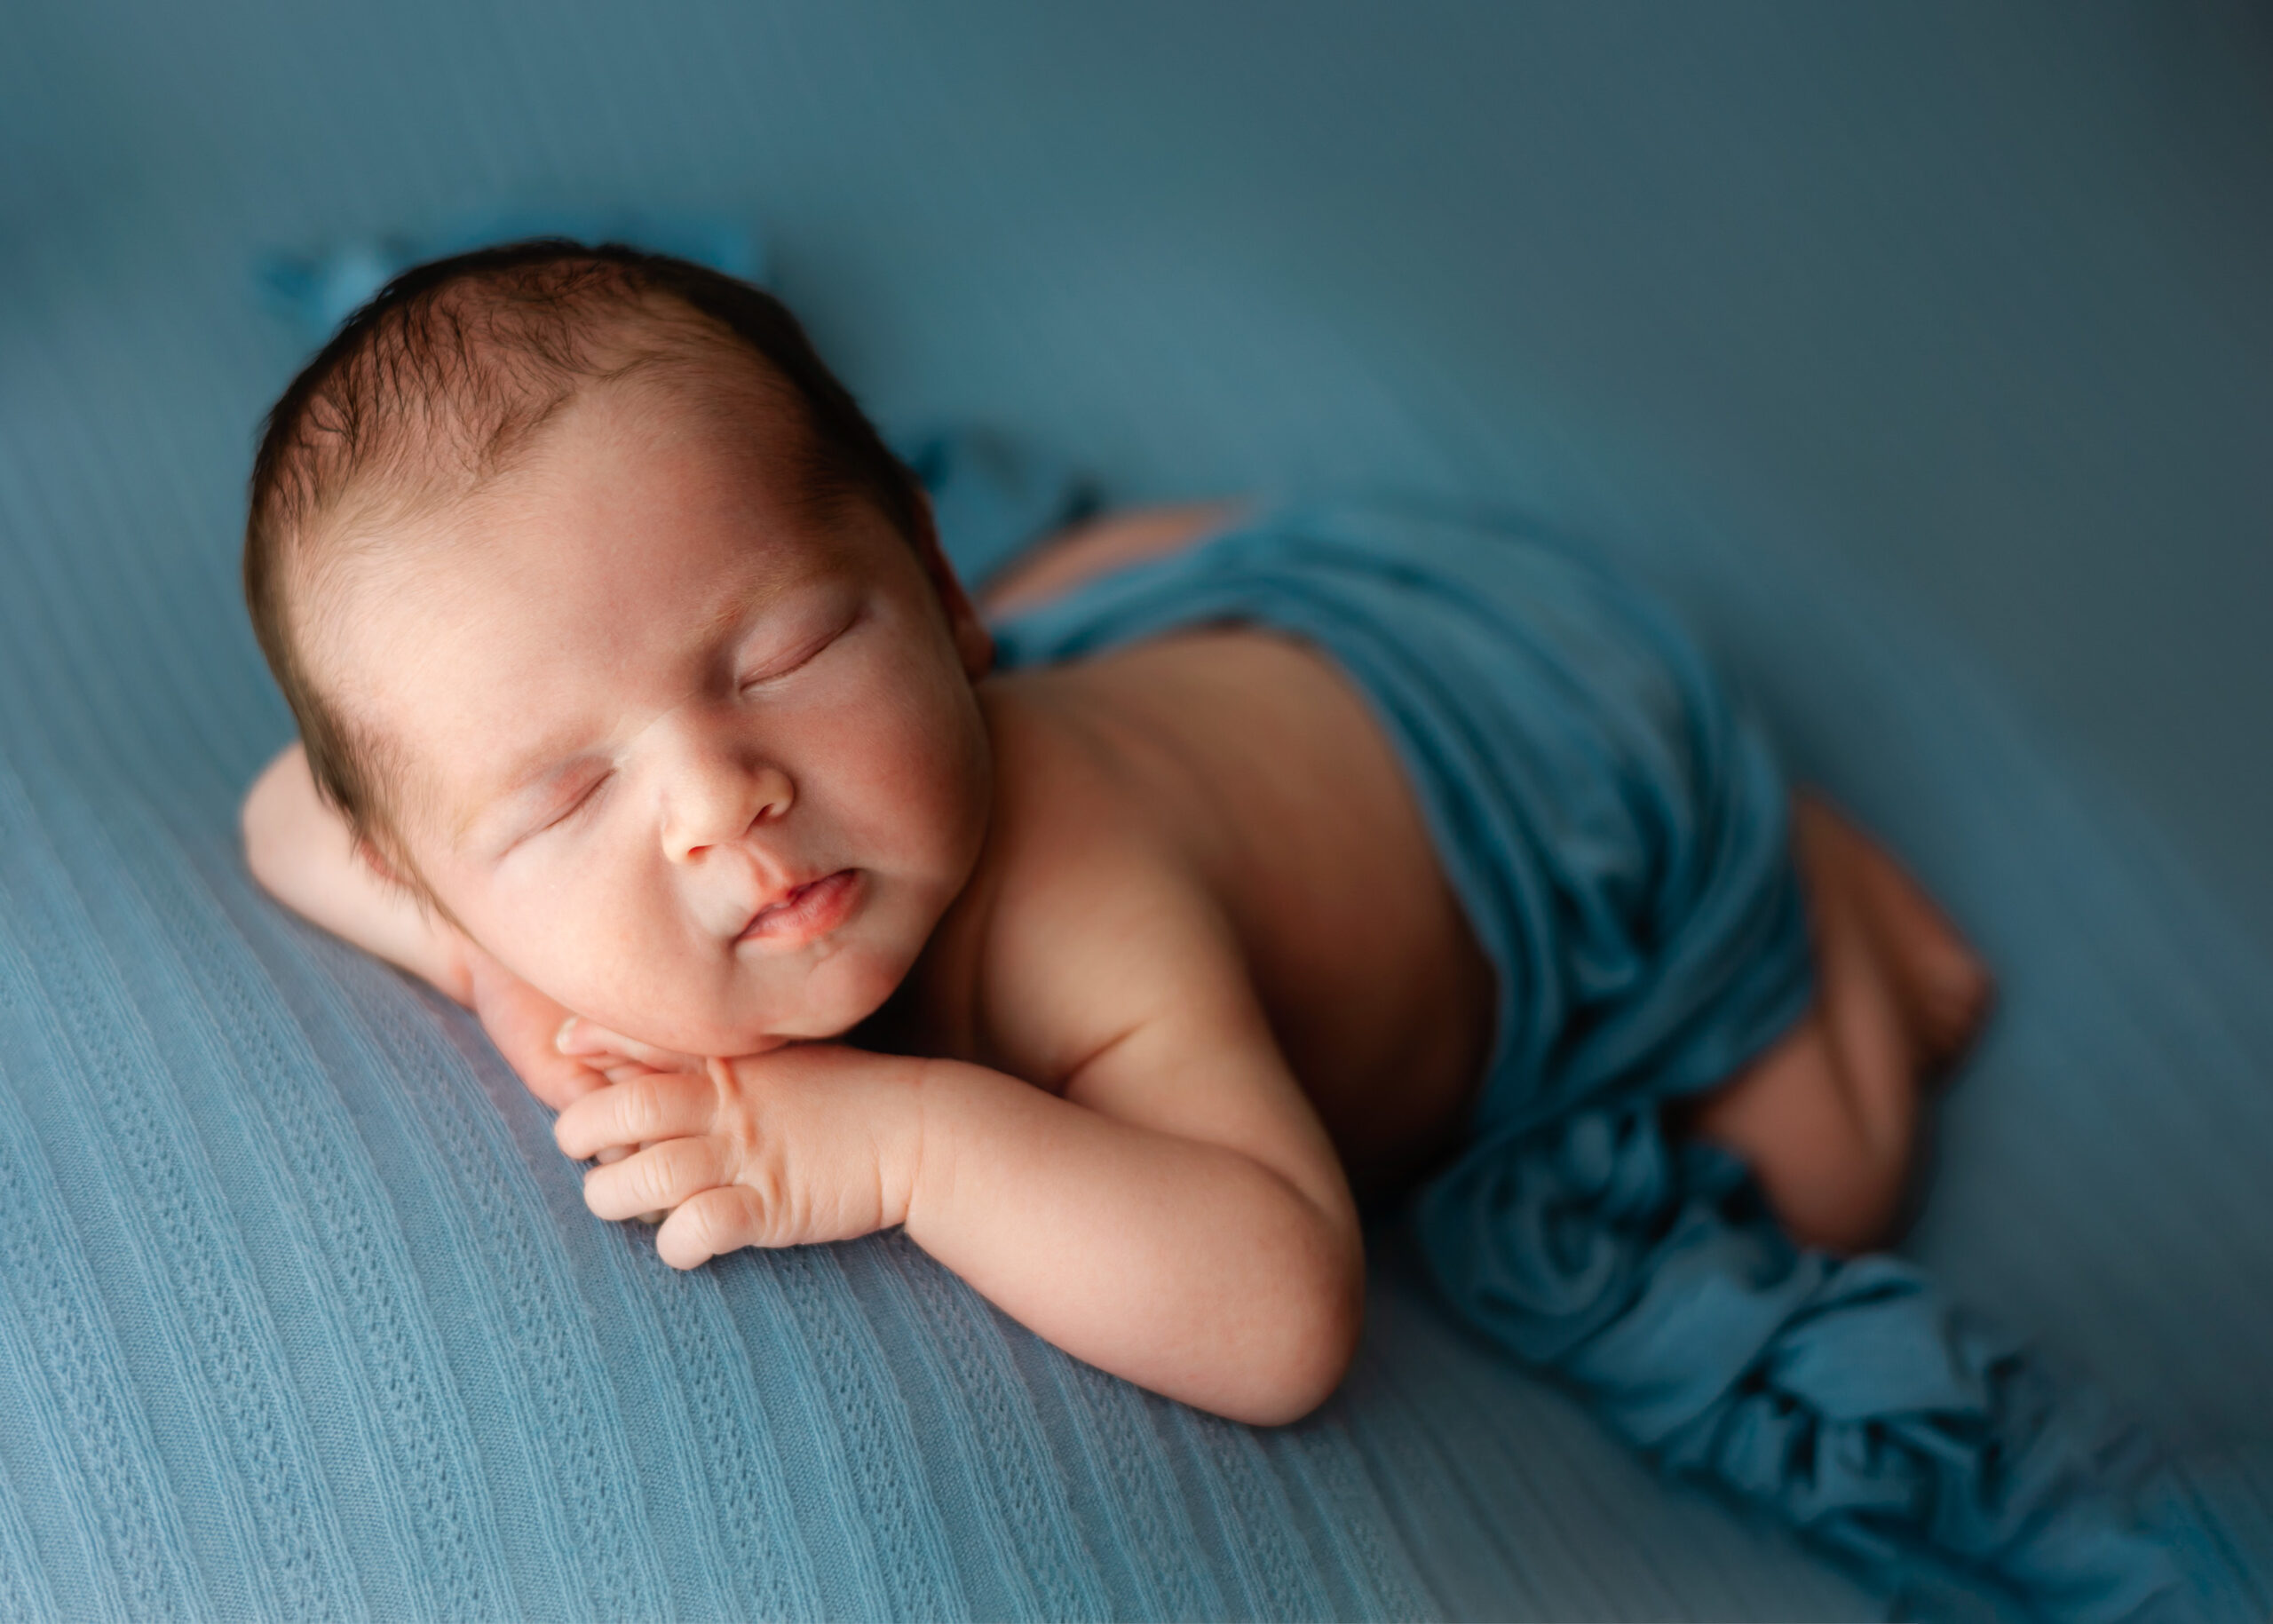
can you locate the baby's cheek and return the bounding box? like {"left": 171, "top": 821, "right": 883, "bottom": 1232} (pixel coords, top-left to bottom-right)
{"left": 556, "top": 928, "right": 698, "bottom": 1042}
{"left": 567, "top": 914, "right": 760, "bottom": 1055}
{"left": 852, "top": 713, "right": 988, "bottom": 875}
{"left": 474, "top": 886, "right": 652, "bottom": 1034}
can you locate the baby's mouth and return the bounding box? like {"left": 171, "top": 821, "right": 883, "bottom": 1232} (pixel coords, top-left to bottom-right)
{"left": 735, "top": 869, "right": 861, "bottom": 948}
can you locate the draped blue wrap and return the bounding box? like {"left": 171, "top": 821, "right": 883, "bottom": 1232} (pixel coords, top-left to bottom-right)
{"left": 990, "top": 502, "right": 2210, "bottom": 1621}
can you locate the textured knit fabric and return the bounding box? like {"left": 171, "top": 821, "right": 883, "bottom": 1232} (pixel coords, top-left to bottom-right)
{"left": 988, "top": 503, "right": 2236, "bottom": 1620}
{"left": 6, "top": 3, "right": 2273, "bottom": 1619}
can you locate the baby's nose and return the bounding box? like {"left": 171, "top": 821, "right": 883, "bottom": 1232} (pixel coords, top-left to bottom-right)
{"left": 661, "top": 754, "right": 793, "bottom": 864}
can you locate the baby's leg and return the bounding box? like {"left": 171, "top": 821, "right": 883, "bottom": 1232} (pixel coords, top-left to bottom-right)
{"left": 1681, "top": 796, "right": 1993, "bottom": 1254}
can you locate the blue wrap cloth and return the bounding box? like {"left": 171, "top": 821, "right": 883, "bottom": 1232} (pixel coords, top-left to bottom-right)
{"left": 989, "top": 502, "right": 2210, "bottom": 1621}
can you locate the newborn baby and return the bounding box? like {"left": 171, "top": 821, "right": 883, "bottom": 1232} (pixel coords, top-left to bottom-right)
{"left": 240, "top": 242, "right": 1985, "bottom": 1438}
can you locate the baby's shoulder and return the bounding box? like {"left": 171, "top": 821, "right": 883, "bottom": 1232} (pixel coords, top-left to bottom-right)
{"left": 954, "top": 677, "right": 1254, "bottom": 1087}
{"left": 973, "top": 673, "right": 1230, "bottom": 957}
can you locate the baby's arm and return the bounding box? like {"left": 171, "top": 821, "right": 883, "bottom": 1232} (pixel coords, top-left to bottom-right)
{"left": 560, "top": 1033, "right": 1360, "bottom": 1425}
{"left": 555, "top": 882, "right": 1365, "bottom": 1425}
{"left": 915, "top": 1000, "right": 1363, "bottom": 1424}
{"left": 242, "top": 743, "right": 474, "bottom": 999}
{"left": 242, "top": 743, "right": 619, "bottom": 1112}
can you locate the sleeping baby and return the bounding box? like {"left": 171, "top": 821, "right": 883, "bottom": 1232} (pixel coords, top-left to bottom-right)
{"left": 240, "top": 242, "right": 2174, "bottom": 1612}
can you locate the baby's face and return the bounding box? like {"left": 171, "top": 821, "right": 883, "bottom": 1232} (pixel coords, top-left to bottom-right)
{"left": 320, "top": 373, "right": 994, "bottom": 1055}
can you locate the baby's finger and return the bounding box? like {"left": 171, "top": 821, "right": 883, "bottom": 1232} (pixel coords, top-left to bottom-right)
{"left": 587, "top": 1144, "right": 664, "bottom": 1224}
{"left": 555, "top": 1070, "right": 715, "bottom": 1161}
{"left": 653, "top": 1185, "right": 776, "bottom": 1270}
{"left": 600, "top": 1059, "right": 669, "bottom": 1087}
{"left": 512, "top": 1048, "right": 614, "bottom": 1114}
{"left": 557, "top": 1017, "right": 706, "bottom": 1074}
{"left": 582, "top": 1136, "right": 729, "bottom": 1223}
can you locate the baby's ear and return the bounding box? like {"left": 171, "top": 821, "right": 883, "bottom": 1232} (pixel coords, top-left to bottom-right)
{"left": 354, "top": 836, "right": 411, "bottom": 893}
{"left": 907, "top": 492, "right": 995, "bottom": 681}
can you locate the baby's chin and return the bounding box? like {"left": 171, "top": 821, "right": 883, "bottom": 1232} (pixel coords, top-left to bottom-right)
{"left": 608, "top": 939, "right": 915, "bottom": 1058}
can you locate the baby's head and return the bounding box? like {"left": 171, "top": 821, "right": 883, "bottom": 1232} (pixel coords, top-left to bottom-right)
{"left": 246, "top": 242, "right": 995, "bottom": 1055}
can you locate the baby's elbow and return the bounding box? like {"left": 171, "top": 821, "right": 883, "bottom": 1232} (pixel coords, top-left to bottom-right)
{"left": 240, "top": 744, "right": 308, "bottom": 892}
{"left": 1252, "top": 1319, "right": 1361, "bottom": 1430}
{"left": 1225, "top": 1242, "right": 1365, "bottom": 1428}
{"left": 241, "top": 776, "right": 289, "bottom": 898}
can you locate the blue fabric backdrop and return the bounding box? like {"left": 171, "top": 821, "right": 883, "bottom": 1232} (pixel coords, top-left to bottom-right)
{"left": 2, "top": 3, "right": 2269, "bottom": 1618}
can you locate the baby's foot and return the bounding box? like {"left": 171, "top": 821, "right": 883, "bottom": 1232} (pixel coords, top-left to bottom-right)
{"left": 1794, "top": 797, "right": 1994, "bottom": 1081}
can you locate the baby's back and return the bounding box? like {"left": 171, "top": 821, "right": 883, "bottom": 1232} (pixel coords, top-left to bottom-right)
{"left": 980, "top": 629, "right": 1496, "bottom": 1194}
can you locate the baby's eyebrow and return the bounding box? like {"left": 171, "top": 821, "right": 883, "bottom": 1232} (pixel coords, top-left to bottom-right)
{"left": 695, "top": 583, "right": 769, "bottom": 646}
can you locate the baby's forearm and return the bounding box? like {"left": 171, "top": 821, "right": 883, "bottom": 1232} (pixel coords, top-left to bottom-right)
{"left": 904, "top": 1060, "right": 1364, "bottom": 1427}
{"left": 241, "top": 743, "right": 473, "bottom": 1002}
{"left": 564, "top": 1040, "right": 1363, "bottom": 1420}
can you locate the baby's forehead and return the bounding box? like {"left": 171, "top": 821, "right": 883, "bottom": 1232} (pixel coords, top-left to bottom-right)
{"left": 317, "top": 455, "right": 907, "bottom": 828}
{"left": 318, "top": 350, "right": 828, "bottom": 564}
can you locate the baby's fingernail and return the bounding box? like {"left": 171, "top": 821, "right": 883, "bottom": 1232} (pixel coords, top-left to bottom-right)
{"left": 557, "top": 1017, "right": 587, "bottom": 1055}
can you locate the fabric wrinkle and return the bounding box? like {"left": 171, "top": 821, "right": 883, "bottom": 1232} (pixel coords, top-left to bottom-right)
{"left": 994, "top": 500, "right": 2226, "bottom": 1621}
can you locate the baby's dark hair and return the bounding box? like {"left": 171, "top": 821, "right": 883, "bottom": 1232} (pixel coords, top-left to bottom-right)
{"left": 243, "top": 239, "right": 923, "bottom": 856}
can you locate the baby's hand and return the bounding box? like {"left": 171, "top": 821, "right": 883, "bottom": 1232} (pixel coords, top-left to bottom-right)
{"left": 461, "top": 958, "right": 707, "bottom": 1212}
{"left": 458, "top": 945, "right": 671, "bottom": 1113}
{"left": 550, "top": 1018, "right": 711, "bottom": 1221}
{"left": 551, "top": 1044, "right": 928, "bottom": 1270}
{"left": 553, "top": 1016, "right": 709, "bottom": 1089}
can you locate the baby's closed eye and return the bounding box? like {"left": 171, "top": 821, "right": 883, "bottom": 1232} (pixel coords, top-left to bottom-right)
{"left": 536, "top": 772, "right": 612, "bottom": 834}
{"left": 735, "top": 599, "right": 862, "bottom": 692}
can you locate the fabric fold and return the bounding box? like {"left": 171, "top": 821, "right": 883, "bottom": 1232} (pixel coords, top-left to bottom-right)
{"left": 992, "top": 499, "right": 2237, "bottom": 1621}
{"left": 1412, "top": 1111, "right": 2182, "bottom": 1621}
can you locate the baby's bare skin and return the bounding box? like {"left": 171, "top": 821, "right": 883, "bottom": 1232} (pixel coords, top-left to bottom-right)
{"left": 244, "top": 385, "right": 1987, "bottom": 1429}
{"left": 249, "top": 377, "right": 1377, "bottom": 1425}
{"left": 996, "top": 633, "right": 1993, "bottom": 1241}
{"left": 974, "top": 504, "right": 1491, "bottom": 1196}
{"left": 986, "top": 504, "right": 1992, "bottom": 1246}
{"left": 942, "top": 630, "right": 1499, "bottom": 1197}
